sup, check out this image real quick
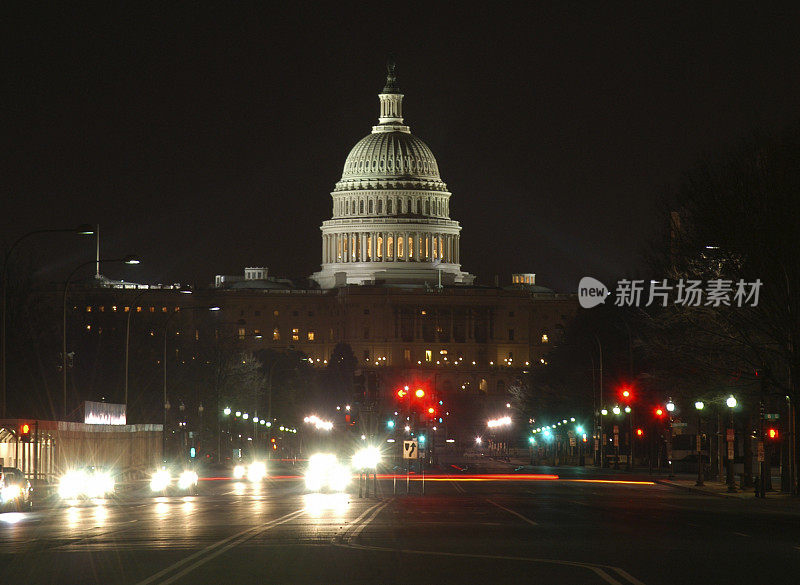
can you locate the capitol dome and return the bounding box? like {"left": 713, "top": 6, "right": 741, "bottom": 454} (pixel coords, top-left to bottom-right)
{"left": 310, "top": 61, "right": 474, "bottom": 289}
{"left": 339, "top": 131, "right": 442, "bottom": 183}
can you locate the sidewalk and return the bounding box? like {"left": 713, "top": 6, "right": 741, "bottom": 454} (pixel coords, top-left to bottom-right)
{"left": 653, "top": 475, "right": 794, "bottom": 500}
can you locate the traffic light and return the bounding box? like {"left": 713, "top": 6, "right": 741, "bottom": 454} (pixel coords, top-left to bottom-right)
{"left": 655, "top": 407, "right": 664, "bottom": 417}
{"left": 20, "top": 423, "right": 31, "bottom": 442}
{"left": 387, "top": 420, "right": 395, "bottom": 429}
{"left": 636, "top": 428, "right": 644, "bottom": 437}
{"left": 396, "top": 388, "right": 407, "bottom": 399}
{"left": 620, "top": 385, "right": 633, "bottom": 401}
{"left": 414, "top": 388, "right": 425, "bottom": 399}
{"left": 767, "top": 428, "right": 779, "bottom": 440}
{"left": 427, "top": 407, "right": 435, "bottom": 415}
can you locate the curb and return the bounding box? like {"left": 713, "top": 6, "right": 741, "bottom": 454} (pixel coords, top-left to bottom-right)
{"left": 654, "top": 479, "right": 751, "bottom": 499}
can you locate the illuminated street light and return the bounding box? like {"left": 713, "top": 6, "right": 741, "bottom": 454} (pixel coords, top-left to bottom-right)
{"left": 612, "top": 406, "right": 621, "bottom": 415}
{"left": 475, "top": 437, "right": 482, "bottom": 444}
{"left": 624, "top": 406, "right": 631, "bottom": 414}
{"left": 601, "top": 409, "right": 608, "bottom": 416}
{"left": 726, "top": 395, "right": 737, "bottom": 409}
{"left": 223, "top": 407, "right": 231, "bottom": 416}
{"left": 695, "top": 401, "right": 704, "bottom": 411}
{"left": 666, "top": 400, "right": 675, "bottom": 412}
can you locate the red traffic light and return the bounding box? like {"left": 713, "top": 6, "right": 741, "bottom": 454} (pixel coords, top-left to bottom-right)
{"left": 414, "top": 388, "right": 425, "bottom": 399}
{"left": 767, "top": 428, "right": 779, "bottom": 440}
{"left": 636, "top": 428, "right": 644, "bottom": 436}
{"left": 655, "top": 408, "right": 664, "bottom": 417}
{"left": 620, "top": 386, "right": 632, "bottom": 400}
{"left": 427, "top": 407, "right": 435, "bottom": 415}
{"left": 21, "top": 423, "right": 30, "bottom": 435}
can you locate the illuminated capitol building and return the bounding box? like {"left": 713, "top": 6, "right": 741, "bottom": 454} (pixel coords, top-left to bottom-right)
{"left": 47, "top": 65, "right": 576, "bottom": 425}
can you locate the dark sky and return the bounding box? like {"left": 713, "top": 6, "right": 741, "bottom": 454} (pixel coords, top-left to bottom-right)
{"left": 6, "top": 4, "right": 800, "bottom": 292}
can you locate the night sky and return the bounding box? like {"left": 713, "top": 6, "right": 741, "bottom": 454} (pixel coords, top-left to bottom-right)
{"left": 6, "top": 4, "right": 800, "bottom": 292}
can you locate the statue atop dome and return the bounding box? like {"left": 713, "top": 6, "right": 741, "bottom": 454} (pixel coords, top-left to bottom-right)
{"left": 383, "top": 55, "right": 400, "bottom": 94}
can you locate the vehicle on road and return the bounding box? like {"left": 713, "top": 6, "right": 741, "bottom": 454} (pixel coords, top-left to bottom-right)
{"left": 149, "top": 466, "right": 199, "bottom": 495}
{"left": 57, "top": 467, "right": 116, "bottom": 500}
{"left": 304, "top": 453, "right": 350, "bottom": 492}
{"left": 0, "top": 467, "right": 33, "bottom": 512}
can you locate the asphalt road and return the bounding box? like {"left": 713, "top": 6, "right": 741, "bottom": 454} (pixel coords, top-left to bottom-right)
{"left": 2, "top": 465, "right": 799, "bottom": 584}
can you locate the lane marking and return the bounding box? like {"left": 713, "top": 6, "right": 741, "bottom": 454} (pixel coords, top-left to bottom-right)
{"left": 333, "top": 499, "right": 390, "bottom": 544}
{"left": 346, "top": 501, "right": 390, "bottom": 543}
{"left": 609, "top": 566, "right": 648, "bottom": 585}
{"left": 733, "top": 532, "right": 750, "bottom": 537}
{"left": 487, "top": 499, "right": 538, "bottom": 526}
{"left": 450, "top": 480, "right": 466, "bottom": 493}
{"left": 134, "top": 508, "right": 305, "bottom": 585}
{"left": 336, "top": 542, "right": 638, "bottom": 585}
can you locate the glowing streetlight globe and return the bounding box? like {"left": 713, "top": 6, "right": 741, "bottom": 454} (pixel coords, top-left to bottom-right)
{"left": 726, "top": 396, "right": 737, "bottom": 409}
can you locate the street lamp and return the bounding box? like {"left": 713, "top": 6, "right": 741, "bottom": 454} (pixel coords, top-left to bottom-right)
{"left": 726, "top": 395, "right": 737, "bottom": 492}
{"left": 695, "top": 401, "right": 705, "bottom": 486}
{"left": 62, "top": 255, "right": 139, "bottom": 419}
{"left": 1, "top": 224, "right": 94, "bottom": 418}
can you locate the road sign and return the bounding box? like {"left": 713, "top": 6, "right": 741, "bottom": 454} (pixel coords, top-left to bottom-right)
{"left": 671, "top": 422, "right": 687, "bottom": 428}
{"left": 403, "top": 440, "right": 419, "bottom": 459}
{"left": 569, "top": 437, "right": 576, "bottom": 447}
{"left": 764, "top": 413, "right": 780, "bottom": 420}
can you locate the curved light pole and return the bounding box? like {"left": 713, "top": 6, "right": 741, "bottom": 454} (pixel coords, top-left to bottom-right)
{"left": 62, "top": 255, "right": 139, "bottom": 420}
{"left": 1, "top": 224, "right": 94, "bottom": 418}
{"left": 162, "top": 305, "right": 219, "bottom": 461}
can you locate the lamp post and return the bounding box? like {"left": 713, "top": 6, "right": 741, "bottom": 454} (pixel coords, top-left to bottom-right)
{"left": 666, "top": 399, "right": 675, "bottom": 478}
{"left": 695, "top": 401, "right": 705, "bottom": 486}
{"left": 162, "top": 305, "right": 219, "bottom": 462}
{"left": 726, "top": 395, "right": 737, "bottom": 492}
{"left": 1, "top": 224, "right": 94, "bottom": 418}
{"left": 62, "top": 255, "right": 139, "bottom": 420}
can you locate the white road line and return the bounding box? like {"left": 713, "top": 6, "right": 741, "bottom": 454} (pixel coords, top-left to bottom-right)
{"left": 609, "top": 566, "right": 649, "bottom": 585}
{"left": 134, "top": 508, "right": 305, "bottom": 585}
{"left": 334, "top": 500, "right": 388, "bottom": 543}
{"left": 487, "top": 499, "right": 538, "bottom": 526}
{"left": 347, "top": 501, "right": 390, "bottom": 542}
{"left": 337, "top": 542, "right": 638, "bottom": 585}
{"left": 733, "top": 532, "right": 750, "bottom": 537}
{"left": 450, "top": 480, "right": 466, "bottom": 493}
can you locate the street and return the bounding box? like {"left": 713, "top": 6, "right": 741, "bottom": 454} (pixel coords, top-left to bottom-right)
{"left": 2, "top": 463, "right": 799, "bottom": 584}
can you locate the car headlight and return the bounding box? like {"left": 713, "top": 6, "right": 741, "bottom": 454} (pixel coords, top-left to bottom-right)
{"left": 233, "top": 465, "right": 246, "bottom": 480}
{"left": 247, "top": 462, "right": 267, "bottom": 483}
{"left": 87, "top": 471, "right": 115, "bottom": 498}
{"left": 177, "top": 470, "right": 198, "bottom": 490}
{"left": 1, "top": 484, "right": 21, "bottom": 503}
{"left": 329, "top": 464, "right": 351, "bottom": 492}
{"left": 58, "top": 470, "right": 88, "bottom": 499}
{"left": 150, "top": 469, "right": 171, "bottom": 492}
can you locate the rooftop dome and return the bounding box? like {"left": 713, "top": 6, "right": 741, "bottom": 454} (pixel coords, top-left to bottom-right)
{"left": 340, "top": 132, "right": 441, "bottom": 181}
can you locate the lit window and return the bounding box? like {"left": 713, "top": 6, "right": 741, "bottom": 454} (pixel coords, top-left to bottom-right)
{"left": 124, "top": 306, "right": 130, "bottom": 312}
{"left": 273, "top": 328, "right": 280, "bottom": 341}
{"left": 136, "top": 306, "right": 142, "bottom": 313}
{"left": 440, "top": 349, "right": 448, "bottom": 355}
{"left": 377, "top": 236, "right": 383, "bottom": 259}
{"left": 541, "top": 333, "right": 549, "bottom": 343}
{"left": 404, "top": 349, "right": 411, "bottom": 362}
{"left": 425, "top": 350, "right": 432, "bottom": 362}
{"left": 149, "top": 307, "right": 155, "bottom": 313}
{"left": 238, "top": 328, "right": 246, "bottom": 340}
{"left": 86, "top": 325, "right": 91, "bottom": 331}
{"left": 195, "top": 330, "right": 199, "bottom": 341}
{"left": 111, "top": 306, "right": 117, "bottom": 312}
{"left": 162, "top": 307, "right": 168, "bottom": 313}
{"left": 307, "top": 330, "right": 315, "bottom": 341}
{"left": 273, "top": 310, "right": 279, "bottom": 317}
{"left": 292, "top": 328, "right": 299, "bottom": 341}
{"left": 408, "top": 236, "right": 413, "bottom": 258}
{"left": 387, "top": 236, "right": 394, "bottom": 259}
{"left": 174, "top": 306, "right": 180, "bottom": 312}
{"left": 86, "top": 306, "right": 92, "bottom": 312}
{"left": 398, "top": 237, "right": 404, "bottom": 258}
{"left": 99, "top": 306, "right": 104, "bottom": 312}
